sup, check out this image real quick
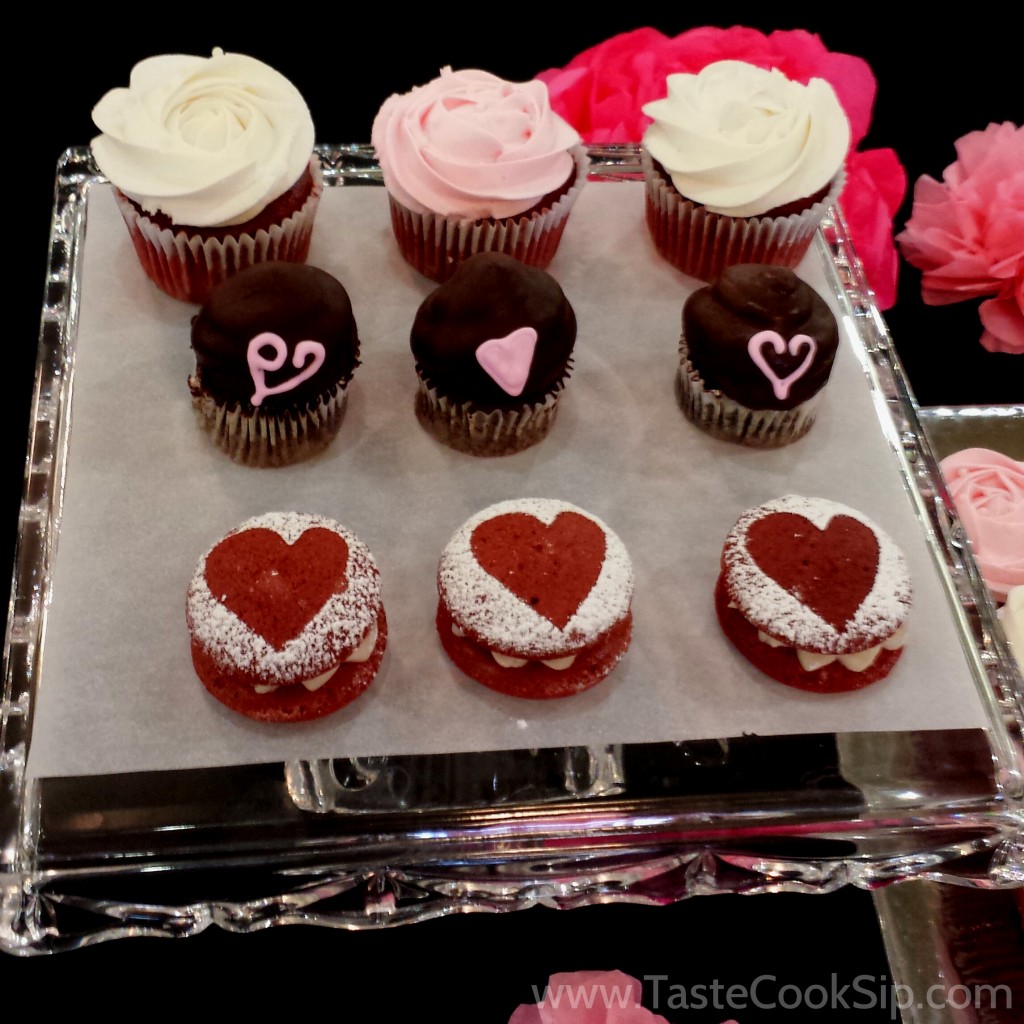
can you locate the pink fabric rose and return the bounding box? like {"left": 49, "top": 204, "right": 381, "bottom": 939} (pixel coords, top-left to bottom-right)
{"left": 508, "top": 971, "right": 670, "bottom": 1023}
{"left": 537, "top": 26, "right": 904, "bottom": 309}
{"left": 940, "top": 447, "right": 1024, "bottom": 603}
{"left": 896, "top": 122, "right": 1024, "bottom": 353}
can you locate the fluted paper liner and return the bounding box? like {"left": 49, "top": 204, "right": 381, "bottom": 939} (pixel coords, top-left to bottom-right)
{"left": 189, "top": 377, "right": 348, "bottom": 467}
{"left": 389, "top": 146, "right": 589, "bottom": 282}
{"left": 113, "top": 158, "right": 324, "bottom": 304}
{"left": 415, "top": 376, "right": 565, "bottom": 456}
{"left": 643, "top": 149, "right": 845, "bottom": 282}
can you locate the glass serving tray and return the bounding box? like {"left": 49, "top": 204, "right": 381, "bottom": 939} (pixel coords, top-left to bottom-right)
{"left": 2, "top": 144, "right": 1022, "bottom": 954}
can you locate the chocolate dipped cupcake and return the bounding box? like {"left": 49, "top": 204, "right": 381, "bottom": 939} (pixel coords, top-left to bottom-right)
{"left": 678, "top": 263, "right": 839, "bottom": 447}
{"left": 189, "top": 262, "right": 360, "bottom": 466}
{"left": 410, "top": 252, "right": 576, "bottom": 455}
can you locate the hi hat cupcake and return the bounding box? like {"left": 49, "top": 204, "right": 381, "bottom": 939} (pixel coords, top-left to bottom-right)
{"left": 189, "top": 262, "right": 360, "bottom": 467}
{"left": 371, "top": 67, "right": 588, "bottom": 282}
{"left": 410, "top": 253, "right": 577, "bottom": 455}
{"left": 92, "top": 49, "right": 322, "bottom": 304}
{"left": 641, "top": 60, "right": 849, "bottom": 281}
{"left": 678, "top": 263, "right": 839, "bottom": 447}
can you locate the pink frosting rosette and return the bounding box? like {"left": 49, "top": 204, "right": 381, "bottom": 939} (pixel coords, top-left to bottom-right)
{"left": 940, "top": 447, "right": 1024, "bottom": 602}
{"left": 372, "top": 68, "right": 588, "bottom": 281}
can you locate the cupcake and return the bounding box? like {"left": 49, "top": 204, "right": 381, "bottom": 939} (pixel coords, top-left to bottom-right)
{"left": 678, "top": 263, "right": 839, "bottom": 447}
{"left": 189, "top": 262, "right": 360, "bottom": 467}
{"left": 717, "top": 495, "right": 912, "bottom": 693}
{"left": 186, "top": 512, "right": 387, "bottom": 722}
{"left": 938, "top": 448, "right": 1024, "bottom": 603}
{"left": 436, "top": 498, "right": 634, "bottom": 699}
{"left": 371, "top": 67, "right": 587, "bottom": 282}
{"left": 410, "top": 252, "right": 576, "bottom": 455}
{"left": 641, "top": 61, "right": 849, "bottom": 281}
{"left": 91, "top": 49, "right": 322, "bottom": 304}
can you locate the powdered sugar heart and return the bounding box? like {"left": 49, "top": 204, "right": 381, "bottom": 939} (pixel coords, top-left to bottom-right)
{"left": 470, "top": 512, "right": 606, "bottom": 629}
{"left": 204, "top": 527, "right": 349, "bottom": 650}
{"left": 747, "top": 330, "right": 817, "bottom": 400}
{"left": 746, "top": 512, "right": 880, "bottom": 630}
{"left": 474, "top": 327, "right": 538, "bottom": 396}
{"left": 248, "top": 332, "right": 326, "bottom": 407}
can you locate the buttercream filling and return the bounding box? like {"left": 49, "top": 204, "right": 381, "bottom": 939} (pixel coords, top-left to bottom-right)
{"left": 253, "top": 620, "right": 379, "bottom": 693}
{"left": 451, "top": 623, "right": 576, "bottom": 671}
{"left": 757, "top": 624, "right": 906, "bottom": 672}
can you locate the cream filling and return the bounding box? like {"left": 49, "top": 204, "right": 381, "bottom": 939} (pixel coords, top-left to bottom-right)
{"left": 757, "top": 624, "right": 906, "bottom": 672}
{"left": 254, "top": 621, "right": 379, "bottom": 694}
{"left": 452, "top": 623, "right": 577, "bottom": 671}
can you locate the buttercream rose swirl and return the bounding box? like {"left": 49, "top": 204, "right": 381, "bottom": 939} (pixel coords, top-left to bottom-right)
{"left": 941, "top": 447, "right": 1024, "bottom": 601}
{"left": 371, "top": 67, "right": 581, "bottom": 220}
{"left": 92, "top": 50, "right": 315, "bottom": 228}
{"left": 642, "top": 60, "right": 850, "bottom": 218}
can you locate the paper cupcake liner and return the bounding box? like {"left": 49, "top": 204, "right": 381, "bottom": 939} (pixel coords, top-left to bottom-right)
{"left": 642, "top": 149, "right": 845, "bottom": 282}
{"left": 189, "top": 376, "right": 348, "bottom": 467}
{"left": 388, "top": 146, "right": 589, "bottom": 283}
{"left": 114, "top": 158, "right": 324, "bottom": 305}
{"left": 415, "top": 376, "right": 563, "bottom": 456}
{"left": 676, "top": 338, "right": 818, "bottom": 448}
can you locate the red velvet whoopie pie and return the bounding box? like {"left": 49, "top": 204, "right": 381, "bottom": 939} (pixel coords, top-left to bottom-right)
{"left": 186, "top": 511, "right": 386, "bottom": 722}
{"left": 716, "top": 494, "right": 911, "bottom": 693}
{"left": 436, "top": 498, "right": 634, "bottom": 699}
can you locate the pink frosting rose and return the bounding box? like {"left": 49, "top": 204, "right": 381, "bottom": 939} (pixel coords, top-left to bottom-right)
{"left": 940, "top": 447, "right": 1024, "bottom": 602}
{"left": 508, "top": 971, "right": 670, "bottom": 1023}
{"left": 897, "top": 122, "right": 1024, "bottom": 353}
{"left": 537, "top": 26, "right": 904, "bottom": 309}
{"left": 371, "top": 67, "right": 580, "bottom": 220}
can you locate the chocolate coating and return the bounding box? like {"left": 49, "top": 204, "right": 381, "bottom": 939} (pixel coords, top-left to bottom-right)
{"left": 410, "top": 253, "right": 576, "bottom": 410}
{"left": 683, "top": 264, "right": 839, "bottom": 410}
{"left": 191, "top": 262, "right": 359, "bottom": 409}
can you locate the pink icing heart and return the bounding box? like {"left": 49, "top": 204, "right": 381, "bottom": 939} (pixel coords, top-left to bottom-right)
{"left": 247, "top": 332, "right": 326, "bottom": 407}
{"left": 747, "top": 330, "right": 818, "bottom": 400}
{"left": 474, "top": 327, "right": 538, "bottom": 396}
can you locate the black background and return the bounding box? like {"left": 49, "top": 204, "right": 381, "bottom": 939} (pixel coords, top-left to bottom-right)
{"left": 4, "top": 9, "right": 1021, "bottom": 1010}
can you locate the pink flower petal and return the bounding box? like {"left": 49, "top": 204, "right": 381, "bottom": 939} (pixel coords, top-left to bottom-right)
{"left": 897, "top": 122, "right": 1024, "bottom": 323}
{"left": 979, "top": 276, "right": 1024, "bottom": 354}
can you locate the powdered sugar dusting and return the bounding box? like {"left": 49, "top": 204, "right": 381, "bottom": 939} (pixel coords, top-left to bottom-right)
{"left": 723, "top": 495, "right": 911, "bottom": 653}
{"left": 438, "top": 498, "right": 633, "bottom": 657}
{"left": 186, "top": 512, "right": 381, "bottom": 683}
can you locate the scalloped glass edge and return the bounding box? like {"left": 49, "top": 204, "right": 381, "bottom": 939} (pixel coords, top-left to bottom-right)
{"left": 1, "top": 144, "right": 1022, "bottom": 955}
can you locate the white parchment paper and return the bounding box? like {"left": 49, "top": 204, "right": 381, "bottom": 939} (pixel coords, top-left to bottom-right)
{"left": 27, "top": 182, "right": 988, "bottom": 779}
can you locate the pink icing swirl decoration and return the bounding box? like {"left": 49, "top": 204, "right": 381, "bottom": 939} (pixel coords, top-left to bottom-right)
{"left": 940, "top": 447, "right": 1024, "bottom": 602}
{"left": 747, "top": 331, "right": 818, "bottom": 400}
{"left": 247, "top": 332, "right": 325, "bottom": 407}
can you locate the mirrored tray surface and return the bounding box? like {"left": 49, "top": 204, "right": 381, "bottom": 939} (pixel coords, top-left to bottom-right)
{"left": 2, "top": 145, "right": 1022, "bottom": 954}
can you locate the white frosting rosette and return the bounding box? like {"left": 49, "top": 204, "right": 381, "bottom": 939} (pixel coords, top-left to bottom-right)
{"left": 371, "top": 68, "right": 588, "bottom": 281}
{"left": 92, "top": 50, "right": 322, "bottom": 302}
{"left": 93, "top": 49, "right": 315, "bottom": 227}
{"left": 641, "top": 60, "right": 849, "bottom": 281}
{"left": 643, "top": 60, "right": 849, "bottom": 218}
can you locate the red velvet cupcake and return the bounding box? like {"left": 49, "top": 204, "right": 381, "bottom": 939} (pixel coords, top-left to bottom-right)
{"left": 371, "top": 67, "right": 587, "bottom": 282}
{"left": 92, "top": 49, "right": 322, "bottom": 303}
{"left": 186, "top": 512, "right": 386, "bottom": 722}
{"left": 436, "top": 498, "right": 634, "bottom": 699}
{"left": 717, "top": 495, "right": 911, "bottom": 693}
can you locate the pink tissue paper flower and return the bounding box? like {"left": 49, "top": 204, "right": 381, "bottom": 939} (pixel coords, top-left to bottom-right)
{"left": 508, "top": 971, "right": 664, "bottom": 1023}
{"left": 537, "top": 26, "right": 905, "bottom": 308}
{"left": 897, "top": 122, "right": 1024, "bottom": 354}
{"left": 508, "top": 970, "right": 738, "bottom": 1024}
